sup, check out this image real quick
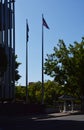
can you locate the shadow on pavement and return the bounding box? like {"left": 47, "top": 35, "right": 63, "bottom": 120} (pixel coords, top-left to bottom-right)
{"left": 0, "top": 115, "right": 84, "bottom": 130}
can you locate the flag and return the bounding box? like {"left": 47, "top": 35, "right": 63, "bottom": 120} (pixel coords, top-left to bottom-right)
{"left": 42, "top": 17, "right": 49, "bottom": 29}
{"left": 26, "top": 19, "right": 29, "bottom": 42}
{"left": 11, "top": 0, "right": 15, "bottom": 2}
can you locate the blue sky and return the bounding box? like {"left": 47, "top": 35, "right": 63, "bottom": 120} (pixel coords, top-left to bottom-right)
{"left": 15, "top": 0, "right": 84, "bottom": 85}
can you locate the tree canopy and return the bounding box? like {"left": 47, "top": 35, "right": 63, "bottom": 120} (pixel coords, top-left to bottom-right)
{"left": 15, "top": 55, "right": 21, "bottom": 83}
{"left": 0, "top": 46, "right": 8, "bottom": 76}
{"left": 44, "top": 37, "right": 84, "bottom": 99}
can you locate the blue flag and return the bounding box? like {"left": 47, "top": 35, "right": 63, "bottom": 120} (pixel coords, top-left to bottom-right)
{"left": 26, "top": 19, "right": 29, "bottom": 42}
{"left": 42, "top": 17, "right": 49, "bottom": 29}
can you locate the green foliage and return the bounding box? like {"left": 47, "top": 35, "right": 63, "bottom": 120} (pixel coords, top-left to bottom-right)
{"left": 15, "top": 55, "right": 21, "bottom": 83}
{"left": 44, "top": 80, "right": 62, "bottom": 105}
{"left": 16, "top": 81, "right": 63, "bottom": 105}
{"left": 0, "top": 46, "right": 8, "bottom": 76}
{"left": 0, "top": 49, "right": 21, "bottom": 83}
{"left": 44, "top": 38, "right": 84, "bottom": 99}
{"left": 16, "top": 85, "right": 25, "bottom": 101}
{"left": 15, "top": 37, "right": 84, "bottom": 111}
{"left": 28, "top": 81, "right": 62, "bottom": 104}
{"left": 28, "top": 82, "right": 42, "bottom": 104}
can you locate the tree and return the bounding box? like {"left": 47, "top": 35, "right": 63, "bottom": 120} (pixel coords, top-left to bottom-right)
{"left": 0, "top": 46, "right": 8, "bottom": 76}
{"left": 16, "top": 81, "right": 64, "bottom": 105}
{"left": 16, "top": 85, "right": 25, "bottom": 101}
{"left": 28, "top": 82, "right": 42, "bottom": 104}
{"left": 44, "top": 37, "right": 84, "bottom": 111}
{"left": 15, "top": 55, "right": 21, "bottom": 84}
{"left": 0, "top": 46, "right": 21, "bottom": 83}
{"left": 44, "top": 80, "right": 62, "bottom": 105}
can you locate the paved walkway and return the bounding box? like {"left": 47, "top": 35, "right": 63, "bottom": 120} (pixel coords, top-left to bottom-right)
{"left": 48, "top": 111, "right": 79, "bottom": 117}
{"left": 0, "top": 111, "right": 83, "bottom": 130}
{"left": 0, "top": 110, "right": 81, "bottom": 121}
{"left": 31, "top": 110, "right": 80, "bottom": 120}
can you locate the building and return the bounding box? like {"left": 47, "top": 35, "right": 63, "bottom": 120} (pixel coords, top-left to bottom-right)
{"left": 0, "top": 0, "right": 15, "bottom": 101}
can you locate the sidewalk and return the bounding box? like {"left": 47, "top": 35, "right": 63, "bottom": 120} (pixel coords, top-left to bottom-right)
{"left": 0, "top": 111, "right": 81, "bottom": 121}
{"left": 48, "top": 111, "right": 79, "bottom": 117}
{"left": 31, "top": 111, "right": 80, "bottom": 120}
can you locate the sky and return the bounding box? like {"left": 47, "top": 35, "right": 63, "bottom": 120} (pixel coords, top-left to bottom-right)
{"left": 15, "top": 0, "right": 84, "bottom": 86}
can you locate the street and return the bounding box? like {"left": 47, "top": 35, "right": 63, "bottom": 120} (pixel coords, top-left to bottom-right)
{"left": 0, "top": 114, "right": 84, "bottom": 130}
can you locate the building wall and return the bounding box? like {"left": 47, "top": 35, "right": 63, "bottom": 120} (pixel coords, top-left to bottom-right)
{"left": 0, "top": 0, "right": 15, "bottom": 101}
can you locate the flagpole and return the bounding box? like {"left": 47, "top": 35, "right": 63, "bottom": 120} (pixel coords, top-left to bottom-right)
{"left": 26, "top": 19, "right": 28, "bottom": 104}
{"left": 42, "top": 14, "right": 44, "bottom": 104}
{"left": 13, "top": 0, "right": 15, "bottom": 102}
{"left": 41, "top": 15, "right": 49, "bottom": 104}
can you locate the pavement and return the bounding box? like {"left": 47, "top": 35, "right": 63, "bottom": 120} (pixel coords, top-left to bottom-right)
{"left": 48, "top": 110, "right": 80, "bottom": 117}
{"left": 31, "top": 110, "right": 81, "bottom": 120}
{"left": 0, "top": 110, "right": 81, "bottom": 121}
{"left": 0, "top": 111, "right": 84, "bottom": 130}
